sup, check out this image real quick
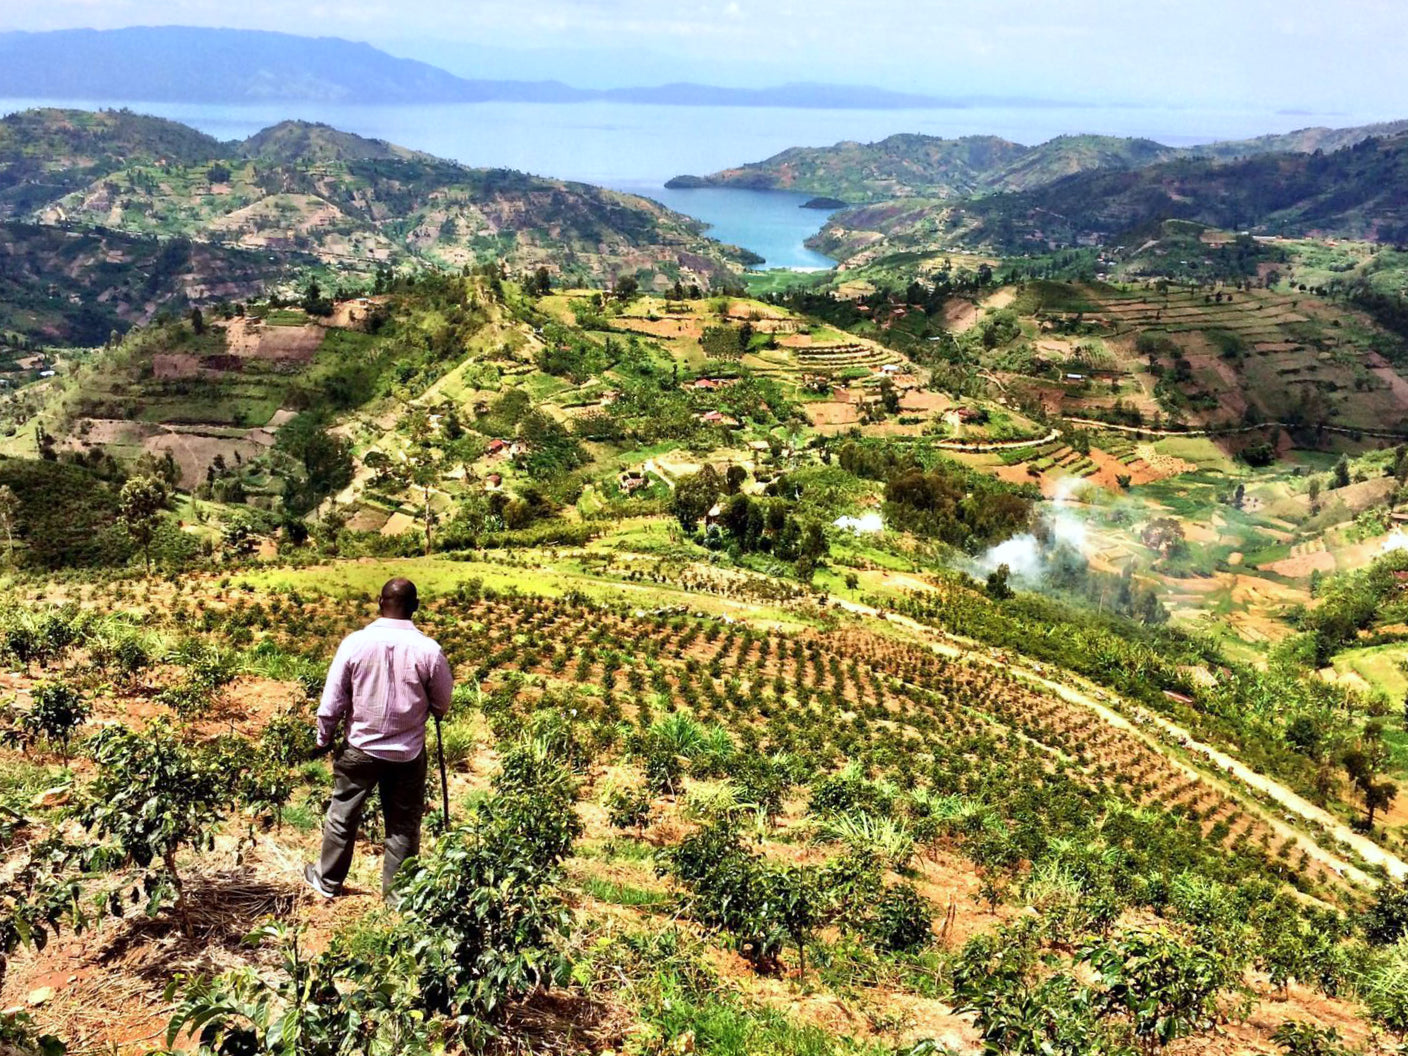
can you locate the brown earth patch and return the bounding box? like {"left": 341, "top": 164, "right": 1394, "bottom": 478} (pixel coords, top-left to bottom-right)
{"left": 806, "top": 401, "right": 861, "bottom": 430}
{"left": 150, "top": 353, "right": 201, "bottom": 380}
{"left": 221, "top": 317, "right": 325, "bottom": 362}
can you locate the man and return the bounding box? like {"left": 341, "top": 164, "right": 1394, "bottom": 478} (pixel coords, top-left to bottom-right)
{"left": 305, "top": 577, "right": 453, "bottom": 899}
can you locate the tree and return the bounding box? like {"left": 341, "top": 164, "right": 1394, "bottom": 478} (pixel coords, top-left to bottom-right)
{"left": 301, "top": 279, "right": 331, "bottom": 316}
{"left": 118, "top": 475, "right": 168, "bottom": 575}
{"left": 410, "top": 450, "right": 440, "bottom": 556}
{"left": 878, "top": 377, "right": 901, "bottom": 416}
{"left": 1333, "top": 456, "right": 1351, "bottom": 490}
{"left": 0, "top": 485, "right": 19, "bottom": 563}
{"left": 1343, "top": 730, "right": 1399, "bottom": 829}
{"left": 986, "top": 563, "right": 1014, "bottom": 601}
{"left": 531, "top": 266, "right": 552, "bottom": 297}
{"left": 670, "top": 466, "right": 722, "bottom": 533}
{"left": 1363, "top": 879, "right": 1408, "bottom": 946}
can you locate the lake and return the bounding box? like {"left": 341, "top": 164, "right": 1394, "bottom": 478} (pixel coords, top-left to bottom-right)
{"left": 1, "top": 96, "right": 1394, "bottom": 270}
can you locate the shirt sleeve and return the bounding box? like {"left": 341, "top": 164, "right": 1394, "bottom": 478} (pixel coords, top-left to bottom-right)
{"left": 426, "top": 648, "right": 454, "bottom": 720}
{"left": 317, "top": 638, "right": 355, "bottom": 747}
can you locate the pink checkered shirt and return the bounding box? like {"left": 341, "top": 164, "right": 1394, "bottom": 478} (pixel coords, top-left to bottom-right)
{"left": 317, "top": 618, "right": 454, "bottom": 762}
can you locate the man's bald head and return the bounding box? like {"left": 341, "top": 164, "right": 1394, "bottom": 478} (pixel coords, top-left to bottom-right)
{"left": 379, "top": 577, "right": 419, "bottom": 620}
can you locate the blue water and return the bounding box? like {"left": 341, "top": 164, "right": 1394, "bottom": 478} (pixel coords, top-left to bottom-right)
{"left": 2, "top": 96, "right": 1396, "bottom": 271}
{"left": 611, "top": 182, "right": 838, "bottom": 270}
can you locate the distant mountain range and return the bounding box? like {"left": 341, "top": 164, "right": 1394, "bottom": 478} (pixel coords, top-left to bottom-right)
{"left": 804, "top": 129, "right": 1408, "bottom": 263}
{"left": 669, "top": 122, "right": 1408, "bottom": 204}
{"left": 0, "top": 27, "right": 1045, "bottom": 110}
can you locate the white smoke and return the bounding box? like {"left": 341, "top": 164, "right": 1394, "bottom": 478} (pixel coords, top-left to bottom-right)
{"left": 974, "top": 477, "right": 1089, "bottom": 582}
{"left": 1382, "top": 531, "right": 1408, "bottom": 554}
{"left": 834, "top": 512, "right": 885, "bottom": 534}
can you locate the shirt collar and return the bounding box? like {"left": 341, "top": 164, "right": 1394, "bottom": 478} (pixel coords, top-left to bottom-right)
{"left": 372, "top": 618, "right": 418, "bottom": 629}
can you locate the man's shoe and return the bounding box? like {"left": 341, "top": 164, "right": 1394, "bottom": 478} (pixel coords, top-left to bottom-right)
{"left": 303, "top": 863, "right": 338, "bottom": 899}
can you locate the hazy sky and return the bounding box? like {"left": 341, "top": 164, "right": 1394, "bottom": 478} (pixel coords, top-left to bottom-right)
{"left": 0, "top": 0, "right": 1400, "bottom": 110}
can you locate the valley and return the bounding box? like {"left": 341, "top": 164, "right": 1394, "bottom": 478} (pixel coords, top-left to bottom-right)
{"left": 5, "top": 97, "right": 1408, "bottom": 1056}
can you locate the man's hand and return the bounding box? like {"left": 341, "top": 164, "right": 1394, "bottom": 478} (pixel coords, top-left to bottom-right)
{"left": 305, "top": 741, "right": 334, "bottom": 762}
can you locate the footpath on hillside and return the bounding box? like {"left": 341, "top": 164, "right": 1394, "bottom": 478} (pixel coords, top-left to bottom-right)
{"left": 829, "top": 593, "right": 1408, "bottom": 887}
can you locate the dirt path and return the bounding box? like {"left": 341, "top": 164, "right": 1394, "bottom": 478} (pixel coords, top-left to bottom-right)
{"left": 1061, "top": 416, "right": 1408, "bottom": 443}
{"left": 1131, "top": 707, "right": 1408, "bottom": 881}
{"left": 827, "top": 595, "right": 1408, "bottom": 886}
{"left": 929, "top": 428, "right": 1060, "bottom": 453}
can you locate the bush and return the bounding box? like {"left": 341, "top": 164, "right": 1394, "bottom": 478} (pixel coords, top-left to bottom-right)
{"left": 661, "top": 819, "right": 817, "bottom": 973}
{"left": 21, "top": 681, "right": 89, "bottom": 758}
{"left": 1363, "top": 879, "right": 1408, "bottom": 946}
{"left": 1270, "top": 1021, "right": 1354, "bottom": 1056}
{"left": 393, "top": 738, "right": 580, "bottom": 1032}
{"left": 82, "top": 722, "right": 233, "bottom": 934}
{"left": 865, "top": 883, "right": 934, "bottom": 954}
{"left": 605, "top": 783, "right": 652, "bottom": 834}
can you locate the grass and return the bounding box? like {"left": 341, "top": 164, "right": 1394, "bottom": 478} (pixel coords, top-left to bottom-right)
{"left": 281, "top": 801, "right": 323, "bottom": 833}
{"left": 580, "top": 876, "right": 670, "bottom": 907}
{"left": 742, "top": 269, "right": 834, "bottom": 297}
{"left": 235, "top": 547, "right": 814, "bottom": 630}
{"left": 642, "top": 973, "right": 890, "bottom": 1056}
{"left": 1332, "top": 642, "right": 1408, "bottom": 698}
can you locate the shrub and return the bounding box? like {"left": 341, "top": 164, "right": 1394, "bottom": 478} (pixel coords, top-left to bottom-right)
{"left": 1363, "top": 878, "right": 1408, "bottom": 946}
{"left": 1270, "top": 1020, "right": 1354, "bottom": 1056}
{"left": 393, "top": 738, "right": 580, "bottom": 1033}
{"left": 165, "top": 923, "right": 432, "bottom": 1056}
{"left": 661, "top": 819, "right": 817, "bottom": 974}
{"left": 1077, "top": 928, "right": 1236, "bottom": 1054}
{"left": 82, "top": 722, "right": 233, "bottom": 934}
{"left": 605, "top": 783, "right": 652, "bottom": 834}
{"left": 865, "top": 883, "right": 934, "bottom": 954}
{"left": 19, "top": 680, "right": 89, "bottom": 758}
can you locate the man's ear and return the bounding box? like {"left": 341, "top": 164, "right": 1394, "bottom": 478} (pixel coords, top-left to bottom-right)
{"left": 409, "top": 597, "right": 420, "bottom": 615}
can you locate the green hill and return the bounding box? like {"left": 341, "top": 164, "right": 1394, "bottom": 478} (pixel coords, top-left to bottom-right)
{"left": 672, "top": 121, "right": 1408, "bottom": 206}
{"left": 811, "top": 134, "right": 1408, "bottom": 265}
{"left": 236, "top": 120, "right": 439, "bottom": 165}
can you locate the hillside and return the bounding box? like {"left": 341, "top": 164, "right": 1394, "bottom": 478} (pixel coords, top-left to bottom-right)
{"left": 672, "top": 120, "right": 1408, "bottom": 206}
{"left": 670, "top": 133, "right": 1178, "bottom": 204}
{"left": 3, "top": 268, "right": 1408, "bottom": 1056}
{"left": 0, "top": 109, "right": 751, "bottom": 341}
{"left": 810, "top": 133, "right": 1408, "bottom": 265}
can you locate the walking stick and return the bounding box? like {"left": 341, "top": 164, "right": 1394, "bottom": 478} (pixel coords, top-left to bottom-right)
{"left": 434, "top": 714, "right": 450, "bottom": 828}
